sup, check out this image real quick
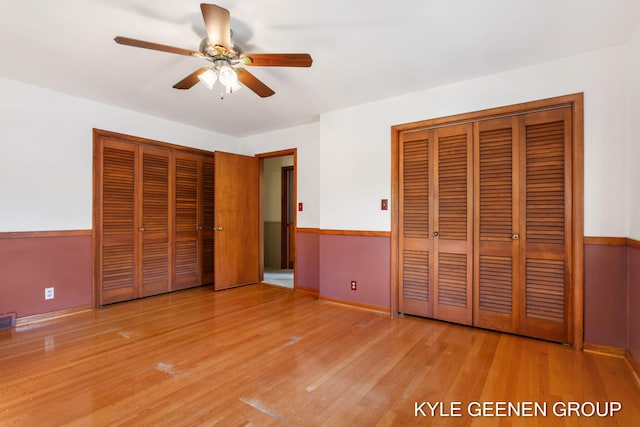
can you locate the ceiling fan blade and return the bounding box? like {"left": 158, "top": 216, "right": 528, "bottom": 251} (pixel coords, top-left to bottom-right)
{"left": 236, "top": 68, "right": 275, "bottom": 98}
{"left": 240, "top": 53, "right": 313, "bottom": 67}
{"left": 114, "top": 36, "right": 203, "bottom": 57}
{"left": 173, "top": 67, "right": 210, "bottom": 89}
{"left": 200, "top": 3, "right": 231, "bottom": 49}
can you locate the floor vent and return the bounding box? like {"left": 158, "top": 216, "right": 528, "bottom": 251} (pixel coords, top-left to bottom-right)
{"left": 0, "top": 312, "right": 17, "bottom": 330}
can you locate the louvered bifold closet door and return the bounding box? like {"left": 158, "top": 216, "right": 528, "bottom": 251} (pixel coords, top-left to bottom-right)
{"left": 100, "top": 139, "right": 138, "bottom": 305}
{"left": 201, "top": 156, "right": 215, "bottom": 285}
{"left": 473, "top": 117, "right": 520, "bottom": 333}
{"left": 399, "top": 130, "right": 434, "bottom": 317}
{"left": 519, "top": 108, "right": 572, "bottom": 343}
{"left": 433, "top": 124, "right": 473, "bottom": 325}
{"left": 174, "top": 152, "right": 202, "bottom": 289}
{"left": 139, "top": 146, "right": 171, "bottom": 297}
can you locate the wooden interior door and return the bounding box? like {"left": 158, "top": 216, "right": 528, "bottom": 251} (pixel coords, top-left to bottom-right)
{"left": 98, "top": 138, "right": 138, "bottom": 305}
{"left": 519, "top": 108, "right": 572, "bottom": 343}
{"left": 173, "top": 151, "right": 201, "bottom": 290}
{"left": 398, "top": 129, "right": 434, "bottom": 317}
{"left": 432, "top": 124, "right": 474, "bottom": 325}
{"left": 473, "top": 117, "right": 520, "bottom": 333}
{"left": 214, "top": 151, "right": 260, "bottom": 290}
{"left": 139, "top": 146, "right": 171, "bottom": 297}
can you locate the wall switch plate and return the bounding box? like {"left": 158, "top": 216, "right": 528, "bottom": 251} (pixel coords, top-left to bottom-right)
{"left": 298, "top": 202, "right": 304, "bottom": 212}
{"left": 381, "top": 199, "right": 388, "bottom": 210}
{"left": 350, "top": 280, "right": 357, "bottom": 291}
{"left": 45, "top": 287, "right": 54, "bottom": 300}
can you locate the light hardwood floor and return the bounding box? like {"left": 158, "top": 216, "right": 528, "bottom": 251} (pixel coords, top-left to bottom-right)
{"left": 1, "top": 284, "right": 639, "bottom": 426}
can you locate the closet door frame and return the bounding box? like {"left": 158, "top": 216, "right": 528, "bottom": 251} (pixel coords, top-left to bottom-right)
{"left": 390, "top": 93, "right": 584, "bottom": 348}
{"left": 93, "top": 129, "right": 216, "bottom": 307}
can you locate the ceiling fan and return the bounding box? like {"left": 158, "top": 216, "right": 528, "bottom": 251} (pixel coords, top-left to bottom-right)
{"left": 114, "top": 3, "right": 313, "bottom": 98}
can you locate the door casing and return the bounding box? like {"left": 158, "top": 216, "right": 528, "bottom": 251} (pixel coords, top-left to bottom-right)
{"left": 390, "top": 93, "right": 584, "bottom": 348}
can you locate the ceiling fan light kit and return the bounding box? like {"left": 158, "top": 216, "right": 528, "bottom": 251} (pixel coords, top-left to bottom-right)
{"left": 197, "top": 68, "right": 217, "bottom": 90}
{"left": 114, "top": 3, "right": 312, "bottom": 99}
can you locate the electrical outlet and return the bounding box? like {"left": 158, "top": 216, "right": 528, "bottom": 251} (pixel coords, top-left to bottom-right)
{"left": 350, "top": 280, "right": 357, "bottom": 291}
{"left": 45, "top": 287, "right": 54, "bottom": 300}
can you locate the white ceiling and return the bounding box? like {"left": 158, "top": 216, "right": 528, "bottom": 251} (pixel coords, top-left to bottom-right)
{"left": 1, "top": 1, "right": 639, "bottom": 138}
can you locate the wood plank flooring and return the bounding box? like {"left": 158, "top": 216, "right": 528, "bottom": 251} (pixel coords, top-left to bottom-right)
{"left": 1, "top": 284, "right": 639, "bottom": 426}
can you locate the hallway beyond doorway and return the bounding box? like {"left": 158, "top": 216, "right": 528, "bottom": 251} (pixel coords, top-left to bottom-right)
{"left": 263, "top": 267, "right": 294, "bottom": 288}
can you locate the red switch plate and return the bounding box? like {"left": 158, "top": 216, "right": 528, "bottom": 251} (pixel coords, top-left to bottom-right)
{"left": 298, "top": 202, "right": 303, "bottom": 212}
{"left": 381, "top": 199, "right": 388, "bottom": 210}
{"left": 351, "top": 280, "right": 357, "bottom": 291}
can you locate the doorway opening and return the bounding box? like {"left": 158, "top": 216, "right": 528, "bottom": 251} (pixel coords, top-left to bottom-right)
{"left": 258, "top": 149, "right": 296, "bottom": 289}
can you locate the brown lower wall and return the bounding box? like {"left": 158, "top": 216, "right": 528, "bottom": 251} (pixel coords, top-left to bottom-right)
{"left": 0, "top": 231, "right": 92, "bottom": 318}
{"left": 318, "top": 232, "right": 390, "bottom": 310}
{"left": 296, "top": 230, "right": 319, "bottom": 291}
{"left": 2, "top": 228, "right": 638, "bottom": 371}
{"left": 629, "top": 244, "right": 640, "bottom": 365}
{"left": 584, "top": 244, "right": 628, "bottom": 347}
{"left": 583, "top": 238, "right": 639, "bottom": 368}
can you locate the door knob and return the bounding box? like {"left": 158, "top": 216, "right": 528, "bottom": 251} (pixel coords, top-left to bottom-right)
{"left": 432, "top": 231, "right": 439, "bottom": 237}
{"left": 216, "top": 226, "right": 223, "bottom": 231}
{"left": 512, "top": 234, "right": 519, "bottom": 240}
{"left": 196, "top": 226, "right": 203, "bottom": 231}
{"left": 138, "top": 227, "right": 145, "bottom": 232}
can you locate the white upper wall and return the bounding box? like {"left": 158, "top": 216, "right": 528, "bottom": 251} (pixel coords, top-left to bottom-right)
{"left": 1, "top": 40, "right": 635, "bottom": 237}
{"left": 629, "top": 24, "right": 640, "bottom": 240}
{"left": 241, "top": 122, "right": 320, "bottom": 229}
{"left": 319, "top": 44, "right": 630, "bottom": 236}
{"left": 0, "top": 77, "right": 240, "bottom": 232}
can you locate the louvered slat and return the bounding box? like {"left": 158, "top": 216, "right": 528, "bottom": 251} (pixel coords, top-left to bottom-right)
{"left": 142, "top": 243, "right": 169, "bottom": 285}
{"left": 102, "top": 246, "right": 134, "bottom": 290}
{"left": 526, "top": 259, "right": 565, "bottom": 322}
{"left": 142, "top": 152, "right": 169, "bottom": 233}
{"left": 402, "top": 250, "right": 429, "bottom": 301}
{"left": 479, "top": 256, "right": 512, "bottom": 314}
{"left": 437, "top": 253, "right": 467, "bottom": 308}
{"left": 526, "top": 121, "right": 564, "bottom": 245}
{"left": 479, "top": 128, "right": 512, "bottom": 241}
{"left": 175, "top": 241, "right": 198, "bottom": 279}
{"left": 175, "top": 158, "right": 198, "bottom": 232}
{"left": 203, "top": 161, "right": 215, "bottom": 231}
{"left": 438, "top": 134, "right": 467, "bottom": 240}
{"left": 203, "top": 239, "right": 214, "bottom": 281}
{"left": 202, "top": 159, "right": 215, "bottom": 283}
{"left": 402, "top": 138, "right": 429, "bottom": 239}
{"left": 103, "top": 148, "right": 135, "bottom": 236}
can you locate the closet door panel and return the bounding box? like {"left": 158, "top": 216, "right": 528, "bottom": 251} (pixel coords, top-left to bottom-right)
{"left": 433, "top": 124, "right": 473, "bottom": 325}
{"left": 473, "top": 117, "right": 520, "bottom": 333}
{"left": 398, "top": 130, "right": 433, "bottom": 317}
{"left": 139, "top": 146, "right": 171, "bottom": 296}
{"left": 99, "top": 139, "right": 138, "bottom": 304}
{"left": 520, "top": 108, "right": 571, "bottom": 343}
{"left": 174, "top": 152, "right": 201, "bottom": 290}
